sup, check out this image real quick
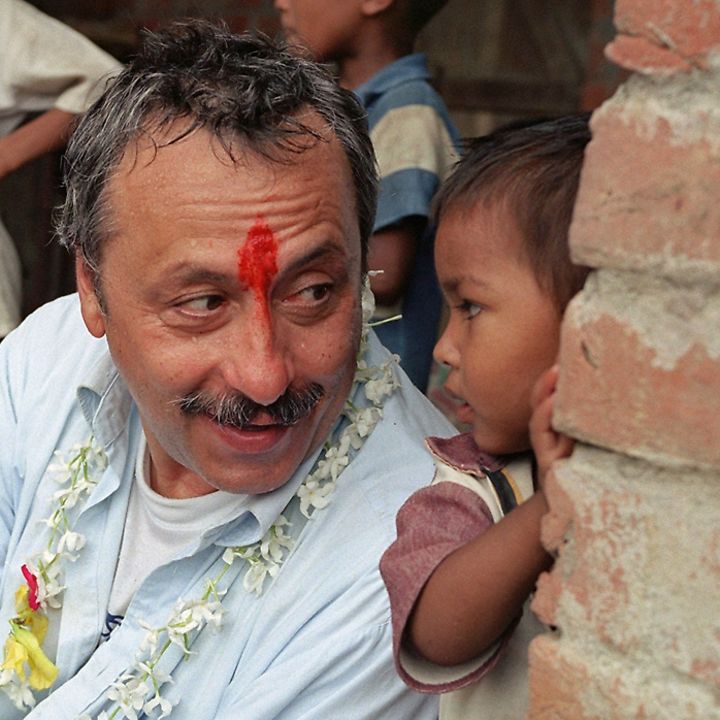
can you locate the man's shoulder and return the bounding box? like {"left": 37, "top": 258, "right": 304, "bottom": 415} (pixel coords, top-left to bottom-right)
{"left": 1, "top": 294, "right": 109, "bottom": 395}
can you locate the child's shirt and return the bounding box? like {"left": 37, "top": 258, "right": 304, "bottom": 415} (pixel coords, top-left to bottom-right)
{"left": 380, "top": 432, "right": 545, "bottom": 720}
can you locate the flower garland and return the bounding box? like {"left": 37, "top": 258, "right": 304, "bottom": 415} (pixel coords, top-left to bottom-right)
{"left": 0, "top": 441, "right": 107, "bottom": 710}
{"left": 0, "top": 282, "right": 399, "bottom": 719}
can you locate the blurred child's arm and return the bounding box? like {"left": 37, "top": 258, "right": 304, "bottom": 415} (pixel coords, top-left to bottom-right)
{"left": 529, "top": 365, "right": 574, "bottom": 489}
{"left": 407, "top": 485, "right": 552, "bottom": 666}
{"left": 0, "top": 108, "right": 76, "bottom": 180}
{"left": 367, "top": 217, "right": 424, "bottom": 306}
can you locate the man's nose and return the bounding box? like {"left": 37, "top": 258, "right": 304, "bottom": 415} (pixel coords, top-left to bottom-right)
{"left": 217, "top": 318, "right": 293, "bottom": 407}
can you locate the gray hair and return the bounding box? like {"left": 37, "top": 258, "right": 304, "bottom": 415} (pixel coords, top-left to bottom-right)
{"left": 56, "top": 20, "right": 378, "bottom": 278}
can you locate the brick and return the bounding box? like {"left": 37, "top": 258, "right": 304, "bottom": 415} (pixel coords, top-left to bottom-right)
{"left": 532, "top": 448, "right": 720, "bottom": 685}
{"left": 528, "top": 638, "right": 590, "bottom": 720}
{"left": 606, "top": 34, "right": 693, "bottom": 75}
{"left": 614, "top": 0, "right": 720, "bottom": 68}
{"left": 570, "top": 88, "right": 720, "bottom": 280}
{"left": 529, "top": 636, "right": 720, "bottom": 720}
{"left": 555, "top": 271, "right": 720, "bottom": 468}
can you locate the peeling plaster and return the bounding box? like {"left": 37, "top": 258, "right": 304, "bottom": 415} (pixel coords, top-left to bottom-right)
{"left": 573, "top": 269, "right": 720, "bottom": 368}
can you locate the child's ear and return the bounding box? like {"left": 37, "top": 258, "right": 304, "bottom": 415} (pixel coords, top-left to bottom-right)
{"left": 361, "top": 0, "right": 394, "bottom": 18}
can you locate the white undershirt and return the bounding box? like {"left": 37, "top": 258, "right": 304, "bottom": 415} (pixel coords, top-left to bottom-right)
{"left": 107, "top": 436, "right": 249, "bottom": 621}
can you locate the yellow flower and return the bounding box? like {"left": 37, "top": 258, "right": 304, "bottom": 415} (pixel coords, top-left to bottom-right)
{"left": 4, "top": 623, "right": 58, "bottom": 690}
{"left": 14, "top": 585, "right": 31, "bottom": 617}
{"left": 3, "top": 590, "right": 58, "bottom": 692}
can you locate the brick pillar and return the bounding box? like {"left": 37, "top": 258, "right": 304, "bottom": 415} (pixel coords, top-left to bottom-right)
{"left": 527, "top": 2, "right": 720, "bottom": 718}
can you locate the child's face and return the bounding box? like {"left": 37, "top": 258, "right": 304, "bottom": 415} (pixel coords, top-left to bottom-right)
{"left": 434, "top": 201, "right": 562, "bottom": 456}
{"left": 274, "top": 0, "right": 362, "bottom": 62}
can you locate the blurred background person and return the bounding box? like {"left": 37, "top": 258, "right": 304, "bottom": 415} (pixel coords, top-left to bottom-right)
{"left": 0, "top": 0, "right": 120, "bottom": 339}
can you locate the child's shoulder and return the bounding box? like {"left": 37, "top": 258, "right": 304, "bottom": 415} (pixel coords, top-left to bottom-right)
{"left": 359, "top": 54, "right": 442, "bottom": 109}
{"left": 426, "top": 433, "right": 535, "bottom": 519}
{"left": 426, "top": 433, "right": 506, "bottom": 475}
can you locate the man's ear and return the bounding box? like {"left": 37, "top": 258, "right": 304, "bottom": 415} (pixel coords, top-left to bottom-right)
{"left": 75, "top": 255, "right": 107, "bottom": 338}
{"left": 361, "top": 0, "right": 394, "bottom": 18}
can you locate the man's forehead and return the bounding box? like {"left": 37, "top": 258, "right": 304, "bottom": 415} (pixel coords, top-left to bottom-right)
{"left": 112, "top": 109, "right": 340, "bottom": 173}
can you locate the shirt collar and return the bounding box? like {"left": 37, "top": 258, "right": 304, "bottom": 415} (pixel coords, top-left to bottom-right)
{"left": 76, "top": 350, "right": 133, "bottom": 450}
{"left": 426, "top": 432, "right": 514, "bottom": 477}
{"left": 353, "top": 53, "right": 430, "bottom": 107}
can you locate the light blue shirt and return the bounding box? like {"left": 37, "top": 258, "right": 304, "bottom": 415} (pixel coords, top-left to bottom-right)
{"left": 0, "top": 294, "right": 454, "bottom": 719}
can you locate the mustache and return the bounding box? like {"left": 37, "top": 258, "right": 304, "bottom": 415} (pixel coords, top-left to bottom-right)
{"left": 174, "top": 383, "right": 325, "bottom": 429}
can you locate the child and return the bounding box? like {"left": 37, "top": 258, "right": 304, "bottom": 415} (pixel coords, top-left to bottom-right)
{"left": 274, "top": 0, "right": 459, "bottom": 392}
{"left": 380, "top": 114, "right": 592, "bottom": 719}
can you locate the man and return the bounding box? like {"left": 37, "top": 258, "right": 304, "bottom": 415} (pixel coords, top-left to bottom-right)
{"left": 0, "top": 22, "right": 451, "bottom": 719}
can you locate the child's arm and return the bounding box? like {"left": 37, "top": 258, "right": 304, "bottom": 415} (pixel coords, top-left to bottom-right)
{"left": 407, "top": 481, "right": 552, "bottom": 666}
{"left": 367, "top": 218, "right": 424, "bottom": 306}
{"left": 0, "top": 108, "right": 76, "bottom": 180}
{"left": 407, "top": 367, "right": 573, "bottom": 668}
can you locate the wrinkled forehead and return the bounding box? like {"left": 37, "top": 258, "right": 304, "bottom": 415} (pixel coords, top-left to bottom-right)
{"left": 100, "top": 114, "right": 358, "bottom": 236}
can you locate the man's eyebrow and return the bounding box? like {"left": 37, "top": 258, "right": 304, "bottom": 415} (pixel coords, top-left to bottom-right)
{"left": 164, "top": 266, "right": 235, "bottom": 286}
{"left": 279, "top": 242, "right": 348, "bottom": 277}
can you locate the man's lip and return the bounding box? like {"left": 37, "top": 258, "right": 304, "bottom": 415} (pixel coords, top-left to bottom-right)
{"left": 206, "top": 417, "right": 293, "bottom": 454}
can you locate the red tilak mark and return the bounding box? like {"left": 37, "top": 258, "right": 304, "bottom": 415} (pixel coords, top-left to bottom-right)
{"left": 21, "top": 564, "right": 40, "bottom": 611}
{"left": 237, "top": 217, "right": 279, "bottom": 318}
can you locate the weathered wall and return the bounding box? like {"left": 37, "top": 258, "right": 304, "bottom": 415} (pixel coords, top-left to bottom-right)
{"left": 528, "top": 1, "right": 720, "bottom": 718}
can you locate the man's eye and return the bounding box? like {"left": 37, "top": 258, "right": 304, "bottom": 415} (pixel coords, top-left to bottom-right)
{"left": 295, "top": 284, "right": 331, "bottom": 303}
{"left": 180, "top": 295, "right": 225, "bottom": 313}
{"left": 456, "top": 300, "right": 483, "bottom": 319}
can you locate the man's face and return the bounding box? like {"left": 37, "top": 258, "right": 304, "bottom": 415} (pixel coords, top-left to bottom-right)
{"left": 77, "top": 122, "right": 363, "bottom": 499}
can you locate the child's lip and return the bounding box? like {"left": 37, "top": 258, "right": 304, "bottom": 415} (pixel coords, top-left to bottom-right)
{"left": 455, "top": 403, "right": 474, "bottom": 425}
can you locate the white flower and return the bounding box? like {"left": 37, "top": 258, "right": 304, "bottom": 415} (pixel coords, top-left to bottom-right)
{"left": 363, "top": 364, "right": 398, "bottom": 405}
{"left": 315, "top": 445, "right": 349, "bottom": 482}
{"left": 189, "top": 600, "right": 225, "bottom": 631}
{"left": 350, "top": 406, "right": 382, "bottom": 442}
{"left": 242, "top": 559, "right": 279, "bottom": 595}
{"left": 107, "top": 675, "right": 150, "bottom": 720}
{"left": 144, "top": 691, "right": 174, "bottom": 718}
{"left": 0, "top": 670, "right": 36, "bottom": 710}
{"left": 135, "top": 662, "right": 173, "bottom": 688}
{"left": 138, "top": 623, "right": 162, "bottom": 658}
{"left": 361, "top": 277, "right": 376, "bottom": 325}
{"left": 260, "top": 517, "right": 294, "bottom": 564}
{"left": 57, "top": 530, "right": 86, "bottom": 556}
{"left": 297, "top": 479, "right": 335, "bottom": 518}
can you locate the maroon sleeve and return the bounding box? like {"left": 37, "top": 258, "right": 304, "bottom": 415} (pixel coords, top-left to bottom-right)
{"left": 380, "top": 480, "right": 513, "bottom": 691}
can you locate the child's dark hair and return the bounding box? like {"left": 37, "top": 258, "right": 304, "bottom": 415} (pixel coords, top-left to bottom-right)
{"left": 433, "top": 113, "right": 592, "bottom": 311}
{"left": 405, "top": 0, "right": 448, "bottom": 33}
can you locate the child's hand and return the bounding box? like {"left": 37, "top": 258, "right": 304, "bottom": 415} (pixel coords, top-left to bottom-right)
{"left": 530, "top": 366, "right": 574, "bottom": 491}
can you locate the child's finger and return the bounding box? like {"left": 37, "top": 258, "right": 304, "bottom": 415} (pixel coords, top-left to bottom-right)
{"left": 529, "top": 392, "right": 555, "bottom": 448}
{"left": 530, "top": 364, "right": 559, "bottom": 411}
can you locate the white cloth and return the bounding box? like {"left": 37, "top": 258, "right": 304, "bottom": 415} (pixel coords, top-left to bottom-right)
{"left": 108, "top": 436, "right": 251, "bottom": 619}
{"left": 0, "top": 0, "right": 121, "bottom": 336}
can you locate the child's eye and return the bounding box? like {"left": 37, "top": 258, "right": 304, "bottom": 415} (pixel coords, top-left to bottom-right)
{"left": 456, "top": 300, "right": 483, "bottom": 319}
